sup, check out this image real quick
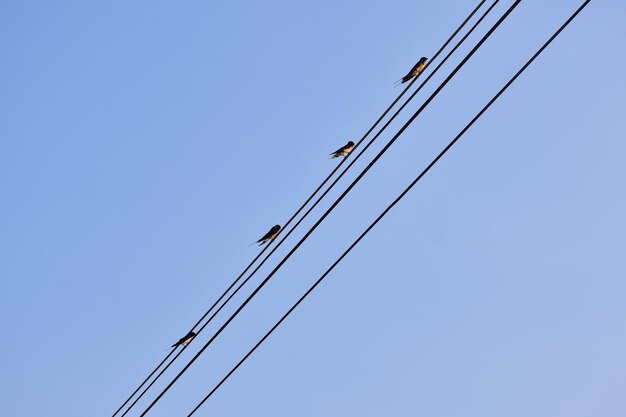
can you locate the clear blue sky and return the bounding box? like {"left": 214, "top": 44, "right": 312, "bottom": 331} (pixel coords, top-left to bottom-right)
{"left": 1, "top": 1, "right": 624, "bottom": 416}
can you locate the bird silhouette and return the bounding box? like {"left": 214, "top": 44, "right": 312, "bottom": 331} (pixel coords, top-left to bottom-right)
{"left": 330, "top": 141, "right": 355, "bottom": 159}
{"left": 254, "top": 224, "right": 281, "bottom": 246}
{"left": 395, "top": 57, "right": 428, "bottom": 86}
{"left": 172, "top": 331, "right": 196, "bottom": 348}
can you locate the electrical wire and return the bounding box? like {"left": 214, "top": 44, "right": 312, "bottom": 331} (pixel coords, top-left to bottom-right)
{"left": 111, "top": 2, "right": 489, "bottom": 416}
{"left": 186, "top": 1, "right": 592, "bottom": 413}
{"left": 139, "top": 1, "right": 521, "bottom": 415}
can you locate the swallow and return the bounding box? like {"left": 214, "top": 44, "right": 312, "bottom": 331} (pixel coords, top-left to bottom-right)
{"left": 395, "top": 57, "right": 428, "bottom": 86}
{"left": 255, "top": 224, "right": 281, "bottom": 246}
{"left": 172, "top": 331, "right": 196, "bottom": 348}
{"left": 330, "top": 141, "right": 355, "bottom": 159}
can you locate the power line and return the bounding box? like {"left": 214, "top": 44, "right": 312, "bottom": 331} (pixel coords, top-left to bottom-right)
{"left": 214, "top": 0, "right": 502, "bottom": 333}
{"left": 139, "top": 1, "right": 521, "bottom": 415}
{"left": 110, "top": 243, "right": 278, "bottom": 417}
{"left": 112, "top": 2, "right": 489, "bottom": 415}
{"left": 186, "top": 1, "right": 592, "bottom": 414}
{"left": 111, "top": 239, "right": 281, "bottom": 417}
{"left": 112, "top": 14, "right": 423, "bottom": 417}
{"left": 110, "top": 351, "right": 174, "bottom": 417}
{"left": 180, "top": 0, "right": 500, "bottom": 372}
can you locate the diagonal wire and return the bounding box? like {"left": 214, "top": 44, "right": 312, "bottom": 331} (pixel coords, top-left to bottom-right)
{"left": 112, "top": 2, "right": 488, "bottom": 416}
{"left": 186, "top": 1, "right": 592, "bottom": 413}
{"left": 111, "top": 241, "right": 274, "bottom": 417}
{"left": 139, "top": 1, "right": 521, "bottom": 415}
{"left": 209, "top": 0, "right": 502, "bottom": 341}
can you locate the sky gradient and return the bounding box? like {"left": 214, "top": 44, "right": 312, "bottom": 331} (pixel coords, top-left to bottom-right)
{"left": 1, "top": 1, "right": 625, "bottom": 416}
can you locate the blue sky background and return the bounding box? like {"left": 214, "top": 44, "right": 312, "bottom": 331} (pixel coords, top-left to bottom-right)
{"left": 1, "top": 1, "right": 624, "bottom": 416}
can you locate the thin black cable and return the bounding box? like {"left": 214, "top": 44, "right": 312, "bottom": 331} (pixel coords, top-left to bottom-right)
{"left": 216, "top": 0, "right": 501, "bottom": 326}
{"left": 113, "top": 2, "right": 488, "bottom": 415}
{"left": 178, "top": 0, "right": 497, "bottom": 362}
{"left": 114, "top": 239, "right": 281, "bottom": 417}
{"left": 117, "top": 32, "right": 419, "bottom": 417}
{"left": 113, "top": 12, "right": 422, "bottom": 417}
{"left": 187, "top": 2, "right": 592, "bottom": 413}
{"left": 139, "top": 1, "right": 521, "bottom": 415}
{"left": 142, "top": 0, "right": 494, "bottom": 388}
{"left": 111, "top": 243, "right": 276, "bottom": 417}
{"left": 110, "top": 351, "right": 174, "bottom": 417}
{"left": 133, "top": 1, "right": 500, "bottom": 409}
{"left": 117, "top": 69, "right": 410, "bottom": 417}
{"left": 112, "top": 239, "right": 282, "bottom": 417}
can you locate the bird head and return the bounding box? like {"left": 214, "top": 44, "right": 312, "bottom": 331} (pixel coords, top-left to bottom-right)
{"left": 347, "top": 141, "right": 355, "bottom": 147}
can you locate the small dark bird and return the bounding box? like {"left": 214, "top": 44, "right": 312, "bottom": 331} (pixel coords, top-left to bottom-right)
{"left": 396, "top": 57, "right": 428, "bottom": 85}
{"left": 172, "top": 331, "right": 196, "bottom": 348}
{"left": 255, "top": 224, "right": 281, "bottom": 246}
{"left": 330, "top": 141, "right": 355, "bottom": 159}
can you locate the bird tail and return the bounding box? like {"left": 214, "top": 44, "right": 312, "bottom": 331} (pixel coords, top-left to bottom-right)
{"left": 394, "top": 74, "right": 413, "bottom": 87}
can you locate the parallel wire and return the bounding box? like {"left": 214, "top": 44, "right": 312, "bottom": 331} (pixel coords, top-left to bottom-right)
{"left": 118, "top": 69, "right": 409, "bottom": 417}
{"left": 112, "top": 8, "right": 429, "bottom": 417}
{"left": 111, "top": 241, "right": 275, "bottom": 417}
{"left": 117, "top": 25, "right": 417, "bottom": 417}
{"left": 186, "top": 1, "right": 592, "bottom": 413}
{"left": 116, "top": 238, "right": 280, "bottom": 416}
{"left": 211, "top": 0, "right": 501, "bottom": 337}
{"left": 139, "top": 1, "right": 521, "bottom": 415}
{"left": 111, "top": 352, "right": 174, "bottom": 417}
{"left": 113, "top": 2, "right": 488, "bottom": 415}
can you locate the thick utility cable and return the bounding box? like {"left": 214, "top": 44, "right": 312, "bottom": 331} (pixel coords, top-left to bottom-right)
{"left": 111, "top": 244, "right": 278, "bottom": 417}
{"left": 113, "top": 3, "right": 488, "bottom": 416}
{"left": 139, "top": 1, "right": 521, "bottom": 415}
{"left": 175, "top": 0, "right": 498, "bottom": 363}
{"left": 195, "top": 0, "right": 501, "bottom": 351}
{"left": 117, "top": 14, "right": 450, "bottom": 417}
{"left": 110, "top": 352, "right": 174, "bottom": 417}
{"left": 115, "top": 30, "right": 415, "bottom": 417}
{"left": 114, "top": 243, "right": 283, "bottom": 417}
{"left": 117, "top": 81, "right": 416, "bottom": 417}
{"left": 112, "top": 6, "right": 427, "bottom": 417}
{"left": 187, "top": 2, "right": 592, "bottom": 413}
{"left": 125, "top": 1, "right": 501, "bottom": 412}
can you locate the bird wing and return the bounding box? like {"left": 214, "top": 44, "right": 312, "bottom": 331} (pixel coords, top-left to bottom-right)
{"left": 403, "top": 62, "right": 420, "bottom": 78}
{"left": 172, "top": 331, "right": 194, "bottom": 347}
{"left": 331, "top": 143, "right": 349, "bottom": 155}
{"left": 258, "top": 229, "right": 274, "bottom": 242}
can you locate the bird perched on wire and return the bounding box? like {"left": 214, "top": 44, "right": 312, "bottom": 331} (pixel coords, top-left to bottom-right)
{"left": 172, "top": 331, "right": 196, "bottom": 348}
{"left": 330, "top": 141, "right": 355, "bottom": 159}
{"left": 395, "top": 57, "right": 428, "bottom": 86}
{"left": 254, "top": 224, "right": 281, "bottom": 246}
